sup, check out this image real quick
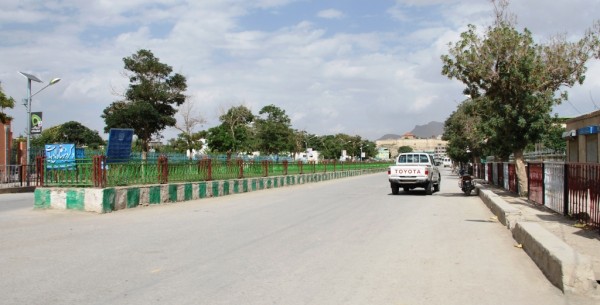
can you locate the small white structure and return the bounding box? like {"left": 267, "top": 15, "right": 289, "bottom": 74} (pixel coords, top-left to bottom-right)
{"left": 186, "top": 138, "right": 209, "bottom": 159}
{"left": 295, "top": 148, "right": 320, "bottom": 163}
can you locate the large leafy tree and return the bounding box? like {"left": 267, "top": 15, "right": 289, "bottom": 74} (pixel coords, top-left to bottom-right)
{"left": 442, "top": 99, "right": 490, "bottom": 164}
{"left": 0, "top": 83, "right": 15, "bottom": 124}
{"left": 31, "top": 121, "right": 104, "bottom": 149}
{"left": 221, "top": 105, "right": 255, "bottom": 152}
{"left": 255, "top": 104, "right": 293, "bottom": 155}
{"left": 102, "top": 49, "right": 187, "bottom": 159}
{"left": 342, "top": 135, "right": 375, "bottom": 161}
{"left": 206, "top": 105, "right": 255, "bottom": 153}
{"left": 311, "top": 134, "right": 376, "bottom": 160}
{"left": 441, "top": 0, "right": 599, "bottom": 195}
{"left": 167, "top": 130, "right": 207, "bottom": 155}
{"left": 539, "top": 118, "right": 567, "bottom": 153}
{"left": 319, "top": 135, "right": 342, "bottom": 159}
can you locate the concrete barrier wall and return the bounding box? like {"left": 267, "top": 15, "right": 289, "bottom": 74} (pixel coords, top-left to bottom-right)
{"left": 476, "top": 184, "right": 598, "bottom": 295}
{"left": 34, "top": 169, "right": 382, "bottom": 214}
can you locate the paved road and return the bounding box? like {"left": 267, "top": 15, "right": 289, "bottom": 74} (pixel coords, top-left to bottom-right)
{"left": 0, "top": 171, "right": 591, "bottom": 304}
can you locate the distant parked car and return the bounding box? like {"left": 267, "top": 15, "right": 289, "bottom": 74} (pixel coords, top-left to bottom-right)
{"left": 442, "top": 158, "right": 452, "bottom": 167}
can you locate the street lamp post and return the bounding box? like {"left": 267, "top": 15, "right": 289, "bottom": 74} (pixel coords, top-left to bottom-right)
{"left": 360, "top": 145, "right": 363, "bottom": 162}
{"left": 19, "top": 72, "right": 61, "bottom": 165}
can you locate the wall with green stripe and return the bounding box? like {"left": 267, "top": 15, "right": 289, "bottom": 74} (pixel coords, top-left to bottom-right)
{"left": 34, "top": 169, "right": 383, "bottom": 213}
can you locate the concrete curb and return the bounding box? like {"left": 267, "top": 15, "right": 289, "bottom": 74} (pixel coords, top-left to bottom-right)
{"left": 0, "top": 186, "right": 36, "bottom": 194}
{"left": 34, "top": 169, "right": 382, "bottom": 214}
{"left": 478, "top": 187, "right": 523, "bottom": 229}
{"left": 476, "top": 185, "right": 598, "bottom": 295}
{"left": 512, "top": 222, "right": 597, "bottom": 295}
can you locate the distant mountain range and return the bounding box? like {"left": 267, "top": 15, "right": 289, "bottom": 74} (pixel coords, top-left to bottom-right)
{"left": 377, "top": 121, "right": 444, "bottom": 140}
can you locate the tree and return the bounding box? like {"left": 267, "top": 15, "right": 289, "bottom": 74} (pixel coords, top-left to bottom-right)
{"left": 360, "top": 139, "right": 377, "bottom": 160}
{"left": 102, "top": 49, "right": 187, "bottom": 159}
{"left": 442, "top": 99, "right": 490, "bottom": 164}
{"left": 175, "top": 100, "right": 206, "bottom": 159}
{"left": 319, "top": 135, "right": 342, "bottom": 159}
{"left": 206, "top": 105, "right": 255, "bottom": 154}
{"left": 206, "top": 125, "right": 234, "bottom": 154}
{"left": 255, "top": 104, "right": 293, "bottom": 155}
{"left": 220, "top": 105, "right": 255, "bottom": 153}
{"left": 31, "top": 121, "right": 105, "bottom": 149}
{"left": 539, "top": 118, "right": 567, "bottom": 153}
{"left": 167, "top": 130, "right": 207, "bottom": 155}
{"left": 342, "top": 135, "right": 375, "bottom": 161}
{"left": 397, "top": 146, "right": 413, "bottom": 154}
{"left": 292, "top": 130, "right": 321, "bottom": 157}
{"left": 441, "top": 0, "right": 599, "bottom": 195}
{"left": 0, "top": 83, "right": 15, "bottom": 124}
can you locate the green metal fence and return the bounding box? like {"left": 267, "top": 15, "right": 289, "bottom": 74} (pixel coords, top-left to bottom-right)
{"left": 38, "top": 156, "right": 391, "bottom": 188}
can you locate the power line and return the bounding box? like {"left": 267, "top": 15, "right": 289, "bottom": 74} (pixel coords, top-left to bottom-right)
{"left": 589, "top": 91, "right": 599, "bottom": 110}
{"left": 566, "top": 98, "right": 582, "bottom": 114}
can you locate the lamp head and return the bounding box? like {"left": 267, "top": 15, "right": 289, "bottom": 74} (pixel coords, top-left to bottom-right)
{"left": 49, "top": 78, "right": 61, "bottom": 85}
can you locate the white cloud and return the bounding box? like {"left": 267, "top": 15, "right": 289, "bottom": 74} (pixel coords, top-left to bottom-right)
{"left": 317, "top": 9, "right": 344, "bottom": 20}
{"left": 1, "top": 0, "right": 599, "bottom": 143}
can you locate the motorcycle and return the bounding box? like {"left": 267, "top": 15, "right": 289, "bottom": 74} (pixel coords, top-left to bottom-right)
{"left": 458, "top": 169, "right": 475, "bottom": 195}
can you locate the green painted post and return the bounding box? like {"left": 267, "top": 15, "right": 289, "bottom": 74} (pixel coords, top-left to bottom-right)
{"left": 243, "top": 179, "right": 248, "bottom": 192}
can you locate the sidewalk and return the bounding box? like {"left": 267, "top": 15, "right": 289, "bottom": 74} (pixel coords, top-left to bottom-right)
{"left": 478, "top": 184, "right": 600, "bottom": 296}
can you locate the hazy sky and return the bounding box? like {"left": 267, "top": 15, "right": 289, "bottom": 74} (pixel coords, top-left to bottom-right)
{"left": 1, "top": 0, "right": 599, "bottom": 141}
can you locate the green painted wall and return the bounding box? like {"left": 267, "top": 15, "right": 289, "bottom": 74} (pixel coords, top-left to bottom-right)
{"left": 223, "top": 181, "right": 230, "bottom": 195}
{"left": 66, "top": 189, "right": 85, "bottom": 210}
{"left": 102, "top": 188, "right": 116, "bottom": 212}
{"left": 184, "top": 184, "right": 193, "bottom": 200}
{"left": 199, "top": 182, "right": 207, "bottom": 198}
{"left": 34, "top": 189, "right": 51, "bottom": 209}
{"left": 168, "top": 184, "right": 178, "bottom": 202}
{"left": 34, "top": 169, "right": 382, "bottom": 214}
{"left": 212, "top": 181, "right": 219, "bottom": 197}
{"left": 127, "top": 188, "right": 140, "bottom": 208}
{"left": 149, "top": 186, "right": 161, "bottom": 204}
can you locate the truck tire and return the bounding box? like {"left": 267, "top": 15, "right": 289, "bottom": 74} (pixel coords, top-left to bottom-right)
{"left": 391, "top": 184, "right": 400, "bottom": 195}
{"left": 433, "top": 175, "right": 441, "bottom": 192}
{"left": 425, "top": 182, "right": 433, "bottom": 195}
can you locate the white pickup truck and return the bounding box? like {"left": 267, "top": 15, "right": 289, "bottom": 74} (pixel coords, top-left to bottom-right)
{"left": 388, "top": 152, "right": 441, "bottom": 195}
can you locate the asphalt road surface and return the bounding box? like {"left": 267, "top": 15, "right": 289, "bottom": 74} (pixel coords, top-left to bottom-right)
{"left": 0, "top": 170, "right": 591, "bottom": 305}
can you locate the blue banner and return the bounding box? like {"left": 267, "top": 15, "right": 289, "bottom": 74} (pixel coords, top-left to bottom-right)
{"left": 45, "top": 144, "right": 75, "bottom": 169}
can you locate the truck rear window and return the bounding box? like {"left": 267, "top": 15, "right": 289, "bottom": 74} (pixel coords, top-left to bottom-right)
{"left": 398, "top": 154, "right": 430, "bottom": 163}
